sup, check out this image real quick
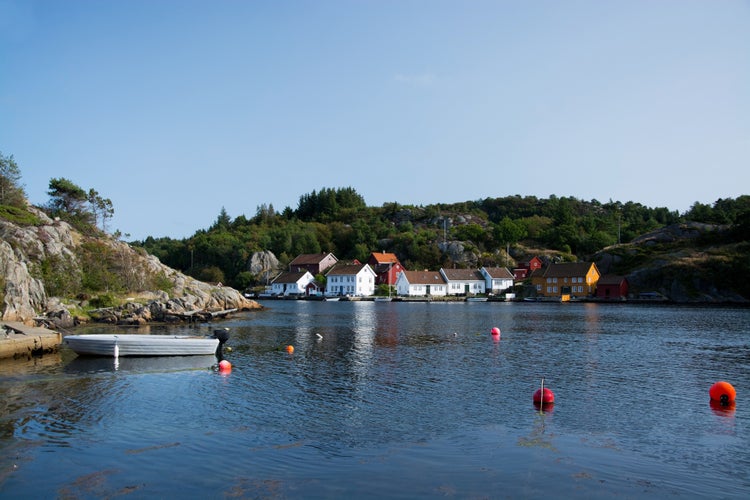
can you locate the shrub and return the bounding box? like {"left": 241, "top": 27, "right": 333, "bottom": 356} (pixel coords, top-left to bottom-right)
{"left": 89, "top": 293, "right": 118, "bottom": 309}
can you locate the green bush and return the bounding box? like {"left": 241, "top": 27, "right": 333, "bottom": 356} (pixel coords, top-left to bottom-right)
{"left": 89, "top": 293, "right": 118, "bottom": 308}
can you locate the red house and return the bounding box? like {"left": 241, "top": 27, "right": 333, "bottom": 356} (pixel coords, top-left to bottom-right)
{"left": 513, "top": 256, "right": 543, "bottom": 281}
{"left": 367, "top": 251, "right": 405, "bottom": 285}
{"left": 596, "top": 275, "right": 629, "bottom": 300}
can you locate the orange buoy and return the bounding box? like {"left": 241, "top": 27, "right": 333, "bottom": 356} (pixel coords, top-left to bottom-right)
{"left": 709, "top": 381, "right": 736, "bottom": 405}
{"left": 286, "top": 345, "right": 294, "bottom": 354}
{"left": 218, "top": 359, "right": 232, "bottom": 373}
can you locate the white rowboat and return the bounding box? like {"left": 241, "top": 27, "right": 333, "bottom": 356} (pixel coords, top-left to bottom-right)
{"left": 64, "top": 333, "right": 225, "bottom": 357}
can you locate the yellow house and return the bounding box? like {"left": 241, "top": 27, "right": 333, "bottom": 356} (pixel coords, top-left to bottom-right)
{"left": 530, "top": 262, "right": 601, "bottom": 299}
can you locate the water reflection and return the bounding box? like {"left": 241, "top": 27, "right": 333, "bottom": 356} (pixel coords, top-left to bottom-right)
{"left": 64, "top": 355, "right": 217, "bottom": 374}
{"left": 2, "top": 303, "right": 749, "bottom": 498}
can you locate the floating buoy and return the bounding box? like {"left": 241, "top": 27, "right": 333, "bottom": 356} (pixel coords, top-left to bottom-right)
{"left": 218, "top": 359, "right": 232, "bottom": 373}
{"left": 533, "top": 378, "right": 555, "bottom": 407}
{"left": 490, "top": 327, "right": 501, "bottom": 339}
{"left": 533, "top": 387, "right": 555, "bottom": 404}
{"left": 709, "top": 381, "right": 736, "bottom": 405}
{"left": 286, "top": 345, "right": 294, "bottom": 354}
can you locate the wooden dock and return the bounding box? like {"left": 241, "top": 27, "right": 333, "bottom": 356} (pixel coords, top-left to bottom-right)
{"left": 0, "top": 321, "right": 62, "bottom": 359}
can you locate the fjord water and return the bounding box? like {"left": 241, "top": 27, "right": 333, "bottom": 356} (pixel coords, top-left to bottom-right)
{"left": 1, "top": 301, "right": 748, "bottom": 498}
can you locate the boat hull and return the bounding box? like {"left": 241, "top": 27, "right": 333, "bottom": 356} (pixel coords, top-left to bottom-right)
{"left": 64, "top": 334, "right": 220, "bottom": 357}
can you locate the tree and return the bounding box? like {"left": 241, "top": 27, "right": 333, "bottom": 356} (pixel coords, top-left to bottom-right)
{"left": 0, "top": 151, "right": 26, "bottom": 207}
{"left": 88, "top": 188, "right": 114, "bottom": 232}
{"left": 47, "top": 178, "right": 89, "bottom": 217}
{"left": 493, "top": 217, "right": 527, "bottom": 259}
{"left": 212, "top": 207, "right": 231, "bottom": 230}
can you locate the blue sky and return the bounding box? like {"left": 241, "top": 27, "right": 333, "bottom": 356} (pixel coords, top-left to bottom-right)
{"left": 2, "top": 0, "right": 749, "bottom": 240}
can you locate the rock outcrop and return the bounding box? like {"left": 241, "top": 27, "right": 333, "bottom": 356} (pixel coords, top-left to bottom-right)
{"left": 0, "top": 204, "right": 262, "bottom": 326}
{"left": 593, "top": 223, "right": 748, "bottom": 303}
{"left": 248, "top": 250, "right": 280, "bottom": 283}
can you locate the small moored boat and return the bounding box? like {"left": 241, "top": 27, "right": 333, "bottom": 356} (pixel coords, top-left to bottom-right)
{"left": 64, "top": 329, "right": 229, "bottom": 357}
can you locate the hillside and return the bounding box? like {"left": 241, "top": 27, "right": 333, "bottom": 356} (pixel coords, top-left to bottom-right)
{"left": 0, "top": 203, "right": 261, "bottom": 327}
{"left": 593, "top": 222, "right": 750, "bottom": 302}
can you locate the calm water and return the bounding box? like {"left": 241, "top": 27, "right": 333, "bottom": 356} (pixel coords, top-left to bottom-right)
{"left": 1, "top": 301, "right": 748, "bottom": 499}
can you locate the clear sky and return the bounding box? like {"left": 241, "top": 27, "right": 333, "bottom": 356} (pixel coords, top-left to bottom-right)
{"left": 2, "top": 0, "right": 749, "bottom": 240}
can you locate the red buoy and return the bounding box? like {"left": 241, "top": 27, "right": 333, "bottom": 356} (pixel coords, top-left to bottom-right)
{"left": 533, "top": 387, "right": 555, "bottom": 404}
{"left": 218, "top": 359, "right": 232, "bottom": 374}
{"left": 491, "top": 327, "right": 501, "bottom": 337}
{"left": 709, "top": 381, "right": 736, "bottom": 405}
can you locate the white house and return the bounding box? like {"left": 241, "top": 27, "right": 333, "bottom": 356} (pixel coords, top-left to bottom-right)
{"left": 480, "top": 267, "right": 515, "bottom": 295}
{"left": 325, "top": 263, "right": 377, "bottom": 297}
{"left": 395, "top": 270, "right": 447, "bottom": 297}
{"left": 270, "top": 271, "right": 315, "bottom": 296}
{"left": 440, "top": 268, "right": 486, "bottom": 296}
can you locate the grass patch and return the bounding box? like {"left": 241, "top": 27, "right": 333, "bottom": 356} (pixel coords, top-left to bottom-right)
{"left": 0, "top": 205, "right": 42, "bottom": 225}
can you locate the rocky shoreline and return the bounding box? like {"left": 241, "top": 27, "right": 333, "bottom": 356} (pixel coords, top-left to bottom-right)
{"left": 1, "top": 204, "right": 263, "bottom": 331}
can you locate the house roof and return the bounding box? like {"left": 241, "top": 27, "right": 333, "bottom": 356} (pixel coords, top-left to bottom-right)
{"left": 326, "top": 263, "right": 372, "bottom": 276}
{"left": 369, "top": 252, "right": 400, "bottom": 265}
{"left": 271, "top": 271, "right": 310, "bottom": 284}
{"left": 529, "top": 268, "right": 546, "bottom": 278}
{"left": 542, "top": 262, "right": 599, "bottom": 278}
{"left": 482, "top": 267, "right": 515, "bottom": 279}
{"left": 289, "top": 252, "right": 336, "bottom": 266}
{"left": 441, "top": 268, "right": 485, "bottom": 281}
{"left": 597, "top": 274, "right": 627, "bottom": 285}
{"left": 400, "top": 271, "right": 446, "bottom": 285}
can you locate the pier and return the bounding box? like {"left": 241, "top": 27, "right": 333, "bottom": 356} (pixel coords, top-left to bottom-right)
{"left": 0, "top": 321, "right": 62, "bottom": 360}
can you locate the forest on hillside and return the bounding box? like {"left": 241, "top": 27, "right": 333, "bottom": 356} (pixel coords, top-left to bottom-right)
{"left": 132, "top": 186, "right": 750, "bottom": 291}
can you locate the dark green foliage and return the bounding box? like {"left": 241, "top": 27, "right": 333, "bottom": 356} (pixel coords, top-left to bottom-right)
{"left": 296, "top": 187, "right": 366, "bottom": 222}
{"left": 47, "top": 178, "right": 89, "bottom": 218}
{"left": 46, "top": 178, "right": 113, "bottom": 234}
{"left": 196, "top": 265, "right": 225, "bottom": 284}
